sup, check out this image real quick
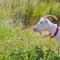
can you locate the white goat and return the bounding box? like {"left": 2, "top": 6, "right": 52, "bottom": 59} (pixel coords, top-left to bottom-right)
{"left": 33, "top": 15, "right": 60, "bottom": 46}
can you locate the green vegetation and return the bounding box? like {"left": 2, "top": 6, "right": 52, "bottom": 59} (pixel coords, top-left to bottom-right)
{"left": 0, "top": 0, "right": 60, "bottom": 60}
{"left": 0, "top": 0, "right": 60, "bottom": 27}
{"left": 0, "top": 27, "right": 60, "bottom": 60}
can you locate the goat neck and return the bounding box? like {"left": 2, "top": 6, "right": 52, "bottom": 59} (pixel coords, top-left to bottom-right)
{"left": 48, "top": 23, "right": 58, "bottom": 37}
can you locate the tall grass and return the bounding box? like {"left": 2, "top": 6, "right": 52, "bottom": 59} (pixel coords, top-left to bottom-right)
{"left": 0, "top": 0, "right": 60, "bottom": 27}
{"left": 0, "top": 28, "right": 59, "bottom": 60}
{"left": 0, "top": 0, "right": 60, "bottom": 60}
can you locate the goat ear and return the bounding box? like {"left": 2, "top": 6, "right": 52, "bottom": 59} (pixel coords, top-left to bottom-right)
{"left": 45, "top": 20, "right": 48, "bottom": 23}
{"left": 43, "top": 18, "right": 48, "bottom": 23}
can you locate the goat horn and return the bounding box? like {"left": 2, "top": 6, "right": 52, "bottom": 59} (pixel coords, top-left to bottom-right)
{"left": 45, "top": 15, "right": 59, "bottom": 26}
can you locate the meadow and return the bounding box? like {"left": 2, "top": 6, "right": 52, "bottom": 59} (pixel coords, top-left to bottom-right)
{"left": 0, "top": 27, "right": 60, "bottom": 60}
{"left": 0, "top": 0, "right": 60, "bottom": 60}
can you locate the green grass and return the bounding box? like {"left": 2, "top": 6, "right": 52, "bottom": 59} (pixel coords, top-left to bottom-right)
{"left": 0, "top": 27, "right": 60, "bottom": 60}
{"left": 0, "top": 0, "right": 60, "bottom": 60}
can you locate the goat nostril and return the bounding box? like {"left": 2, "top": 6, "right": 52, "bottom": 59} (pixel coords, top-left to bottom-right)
{"left": 33, "top": 27, "right": 35, "bottom": 30}
{"left": 33, "top": 27, "right": 37, "bottom": 31}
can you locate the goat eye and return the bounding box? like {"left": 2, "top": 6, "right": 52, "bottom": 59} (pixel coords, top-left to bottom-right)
{"left": 40, "top": 22, "right": 43, "bottom": 24}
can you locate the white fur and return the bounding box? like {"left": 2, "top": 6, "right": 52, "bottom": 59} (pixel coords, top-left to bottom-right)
{"left": 33, "top": 17, "right": 60, "bottom": 46}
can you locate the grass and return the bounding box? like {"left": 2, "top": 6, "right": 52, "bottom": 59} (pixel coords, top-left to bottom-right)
{"left": 0, "top": 27, "right": 59, "bottom": 60}
{"left": 0, "top": 0, "right": 60, "bottom": 60}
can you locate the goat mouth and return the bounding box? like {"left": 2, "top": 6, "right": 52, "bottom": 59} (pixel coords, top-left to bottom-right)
{"left": 33, "top": 29, "right": 38, "bottom": 32}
